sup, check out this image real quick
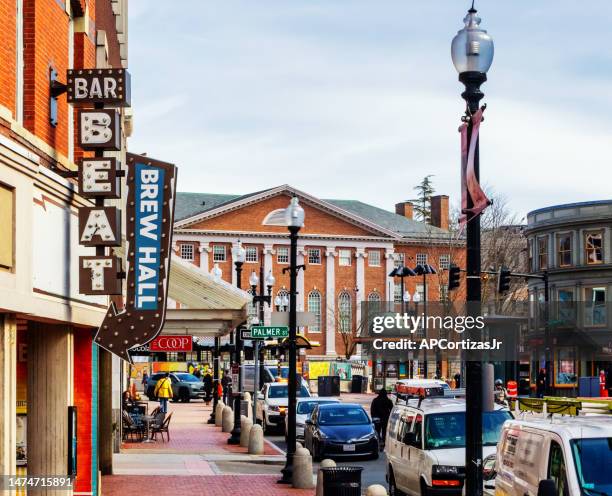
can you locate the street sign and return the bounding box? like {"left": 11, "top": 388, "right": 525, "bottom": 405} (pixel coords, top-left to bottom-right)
{"left": 251, "top": 326, "right": 289, "bottom": 339}
{"left": 67, "top": 68, "right": 131, "bottom": 107}
{"left": 270, "top": 311, "right": 316, "bottom": 327}
{"left": 240, "top": 328, "right": 262, "bottom": 340}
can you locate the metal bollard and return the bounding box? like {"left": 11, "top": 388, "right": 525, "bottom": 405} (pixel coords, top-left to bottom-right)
{"left": 365, "top": 484, "right": 388, "bottom": 496}
{"left": 240, "top": 415, "right": 253, "bottom": 448}
{"left": 315, "top": 459, "right": 336, "bottom": 496}
{"left": 292, "top": 447, "right": 315, "bottom": 489}
{"left": 248, "top": 423, "right": 264, "bottom": 454}
{"left": 221, "top": 405, "right": 233, "bottom": 432}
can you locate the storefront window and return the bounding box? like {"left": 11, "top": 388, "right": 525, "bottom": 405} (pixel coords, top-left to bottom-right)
{"left": 585, "top": 287, "right": 606, "bottom": 326}
{"left": 557, "top": 289, "right": 575, "bottom": 325}
{"left": 555, "top": 348, "right": 577, "bottom": 386}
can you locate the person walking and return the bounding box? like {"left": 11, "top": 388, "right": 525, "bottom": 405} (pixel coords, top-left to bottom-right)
{"left": 203, "top": 370, "right": 213, "bottom": 404}
{"left": 142, "top": 371, "right": 149, "bottom": 388}
{"left": 536, "top": 368, "right": 547, "bottom": 398}
{"left": 154, "top": 373, "right": 173, "bottom": 413}
{"left": 221, "top": 369, "right": 232, "bottom": 404}
{"left": 370, "top": 388, "right": 393, "bottom": 449}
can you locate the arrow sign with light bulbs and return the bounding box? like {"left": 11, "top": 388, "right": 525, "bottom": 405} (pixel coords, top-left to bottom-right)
{"left": 94, "top": 153, "right": 177, "bottom": 361}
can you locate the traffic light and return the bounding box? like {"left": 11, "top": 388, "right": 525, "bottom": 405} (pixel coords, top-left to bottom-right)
{"left": 497, "top": 266, "right": 511, "bottom": 294}
{"left": 448, "top": 264, "right": 461, "bottom": 291}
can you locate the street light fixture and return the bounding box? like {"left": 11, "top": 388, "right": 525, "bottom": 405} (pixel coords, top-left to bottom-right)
{"left": 208, "top": 262, "right": 224, "bottom": 424}
{"left": 228, "top": 241, "right": 247, "bottom": 445}
{"left": 452, "top": 4, "right": 494, "bottom": 495}
{"left": 279, "top": 197, "right": 305, "bottom": 484}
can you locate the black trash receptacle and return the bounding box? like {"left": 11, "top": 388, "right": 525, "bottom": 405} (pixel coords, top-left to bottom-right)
{"left": 518, "top": 378, "right": 531, "bottom": 396}
{"left": 321, "top": 466, "right": 363, "bottom": 496}
{"left": 351, "top": 375, "right": 368, "bottom": 393}
{"left": 318, "top": 376, "right": 341, "bottom": 396}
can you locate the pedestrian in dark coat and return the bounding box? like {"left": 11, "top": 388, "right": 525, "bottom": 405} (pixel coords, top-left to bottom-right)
{"left": 536, "top": 368, "right": 547, "bottom": 398}
{"left": 370, "top": 389, "right": 393, "bottom": 448}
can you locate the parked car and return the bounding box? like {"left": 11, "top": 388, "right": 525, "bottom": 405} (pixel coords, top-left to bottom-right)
{"left": 304, "top": 403, "right": 379, "bottom": 461}
{"left": 491, "top": 415, "right": 612, "bottom": 496}
{"left": 255, "top": 382, "right": 311, "bottom": 433}
{"left": 145, "top": 372, "right": 205, "bottom": 402}
{"left": 241, "top": 365, "right": 310, "bottom": 393}
{"left": 385, "top": 398, "right": 511, "bottom": 496}
{"left": 286, "top": 397, "right": 341, "bottom": 441}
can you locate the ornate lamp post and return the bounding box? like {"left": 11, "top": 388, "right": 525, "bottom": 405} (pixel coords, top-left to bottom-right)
{"left": 208, "top": 264, "right": 223, "bottom": 424}
{"left": 451, "top": 4, "right": 494, "bottom": 495}
{"left": 228, "top": 241, "right": 246, "bottom": 444}
{"left": 279, "top": 197, "right": 305, "bottom": 484}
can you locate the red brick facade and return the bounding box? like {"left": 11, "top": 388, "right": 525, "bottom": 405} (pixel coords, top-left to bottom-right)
{"left": 174, "top": 189, "right": 466, "bottom": 358}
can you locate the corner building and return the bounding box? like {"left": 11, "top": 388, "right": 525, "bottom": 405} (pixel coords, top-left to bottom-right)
{"left": 172, "top": 185, "right": 466, "bottom": 379}
{"left": 0, "top": 1, "right": 128, "bottom": 494}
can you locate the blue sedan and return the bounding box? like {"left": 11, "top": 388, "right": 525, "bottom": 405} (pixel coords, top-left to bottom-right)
{"left": 304, "top": 403, "right": 379, "bottom": 461}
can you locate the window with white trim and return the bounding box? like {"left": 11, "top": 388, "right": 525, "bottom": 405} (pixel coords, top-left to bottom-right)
{"left": 180, "top": 244, "right": 194, "bottom": 261}
{"left": 307, "top": 290, "right": 322, "bottom": 333}
{"left": 339, "top": 249, "right": 352, "bottom": 266}
{"left": 394, "top": 283, "right": 402, "bottom": 303}
{"left": 439, "top": 284, "right": 449, "bottom": 302}
{"left": 277, "top": 247, "right": 289, "bottom": 264}
{"left": 245, "top": 246, "right": 258, "bottom": 263}
{"left": 212, "top": 245, "right": 226, "bottom": 262}
{"left": 308, "top": 248, "right": 321, "bottom": 264}
{"left": 439, "top": 254, "right": 450, "bottom": 270}
{"left": 368, "top": 250, "right": 381, "bottom": 267}
{"left": 338, "top": 292, "right": 352, "bottom": 333}
{"left": 416, "top": 253, "right": 428, "bottom": 266}
{"left": 394, "top": 253, "right": 405, "bottom": 268}
{"left": 416, "top": 283, "right": 426, "bottom": 302}
{"left": 368, "top": 291, "right": 381, "bottom": 302}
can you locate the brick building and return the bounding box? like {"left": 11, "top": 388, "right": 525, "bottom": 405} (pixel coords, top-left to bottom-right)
{"left": 0, "top": 1, "right": 128, "bottom": 494}
{"left": 172, "top": 185, "right": 465, "bottom": 372}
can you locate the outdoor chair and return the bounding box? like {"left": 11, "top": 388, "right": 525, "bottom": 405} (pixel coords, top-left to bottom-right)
{"left": 151, "top": 411, "right": 173, "bottom": 442}
{"left": 122, "top": 410, "right": 144, "bottom": 442}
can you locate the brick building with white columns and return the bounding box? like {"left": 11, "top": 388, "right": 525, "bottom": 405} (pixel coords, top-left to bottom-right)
{"left": 172, "top": 185, "right": 465, "bottom": 360}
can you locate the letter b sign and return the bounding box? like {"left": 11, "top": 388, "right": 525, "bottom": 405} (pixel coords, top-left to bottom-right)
{"left": 78, "top": 109, "right": 121, "bottom": 150}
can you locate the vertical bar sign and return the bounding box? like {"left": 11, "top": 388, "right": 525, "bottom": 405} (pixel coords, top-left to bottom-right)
{"left": 134, "top": 162, "right": 165, "bottom": 310}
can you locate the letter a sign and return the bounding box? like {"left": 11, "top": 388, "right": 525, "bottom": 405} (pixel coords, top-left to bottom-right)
{"left": 94, "top": 153, "right": 177, "bottom": 361}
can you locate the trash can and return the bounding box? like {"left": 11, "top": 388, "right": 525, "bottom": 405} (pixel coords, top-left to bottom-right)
{"left": 518, "top": 378, "right": 531, "bottom": 396}
{"left": 318, "top": 376, "right": 341, "bottom": 396}
{"left": 351, "top": 375, "right": 367, "bottom": 393}
{"left": 321, "top": 466, "right": 363, "bottom": 496}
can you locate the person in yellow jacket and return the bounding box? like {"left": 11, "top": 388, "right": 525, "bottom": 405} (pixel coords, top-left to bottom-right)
{"left": 154, "top": 373, "right": 173, "bottom": 413}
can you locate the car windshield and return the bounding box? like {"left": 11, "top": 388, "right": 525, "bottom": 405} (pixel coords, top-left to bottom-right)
{"left": 174, "top": 373, "right": 200, "bottom": 382}
{"left": 571, "top": 438, "right": 612, "bottom": 495}
{"left": 319, "top": 407, "right": 370, "bottom": 426}
{"left": 425, "top": 411, "right": 511, "bottom": 449}
{"left": 268, "top": 385, "right": 309, "bottom": 398}
{"left": 297, "top": 401, "right": 337, "bottom": 415}
{"left": 269, "top": 367, "right": 289, "bottom": 379}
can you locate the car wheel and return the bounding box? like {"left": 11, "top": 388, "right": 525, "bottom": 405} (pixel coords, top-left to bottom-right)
{"left": 180, "top": 388, "right": 190, "bottom": 403}
{"left": 420, "top": 479, "right": 430, "bottom": 496}
{"left": 388, "top": 469, "right": 405, "bottom": 496}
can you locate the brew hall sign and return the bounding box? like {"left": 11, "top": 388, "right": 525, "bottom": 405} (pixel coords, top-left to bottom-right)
{"left": 65, "top": 68, "right": 177, "bottom": 361}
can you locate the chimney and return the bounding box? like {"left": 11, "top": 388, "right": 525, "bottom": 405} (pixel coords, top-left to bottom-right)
{"left": 430, "top": 195, "right": 449, "bottom": 230}
{"left": 395, "top": 201, "right": 414, "bottom": 220}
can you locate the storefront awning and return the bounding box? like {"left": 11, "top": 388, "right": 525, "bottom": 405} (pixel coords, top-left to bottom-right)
{"left": 162, "top": 255, "right": 251, "bottom": 337}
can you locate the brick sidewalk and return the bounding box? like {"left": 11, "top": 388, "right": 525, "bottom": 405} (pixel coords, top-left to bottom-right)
{"left": 102, "top": 475, "right": 314, "bottom": 495}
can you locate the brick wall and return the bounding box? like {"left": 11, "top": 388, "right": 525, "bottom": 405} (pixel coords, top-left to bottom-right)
{"left": 0, "top": 0, "right": 17, "bottom": 115}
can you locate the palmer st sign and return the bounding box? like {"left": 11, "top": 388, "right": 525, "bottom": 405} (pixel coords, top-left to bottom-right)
{"left": 250, "top": 326, "right": 289, "bottom": 339}
{"left": 94, "top": 154, "right": 177, "bottom": 361}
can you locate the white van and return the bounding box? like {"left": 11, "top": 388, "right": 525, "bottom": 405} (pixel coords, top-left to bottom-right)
{"left": 492, "top": 415, "right": 612, "bottom": 496}
{"left": 385, "top": 398, "right": 511, "bottom": 496}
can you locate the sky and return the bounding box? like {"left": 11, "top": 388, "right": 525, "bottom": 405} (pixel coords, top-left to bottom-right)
{"left": 127, "top": 1, "right": 612, "bottom": 220}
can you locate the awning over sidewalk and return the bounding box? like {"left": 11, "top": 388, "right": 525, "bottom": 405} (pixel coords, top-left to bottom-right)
{"left": 164, "top": 255, "right": 251, "bottom": 337}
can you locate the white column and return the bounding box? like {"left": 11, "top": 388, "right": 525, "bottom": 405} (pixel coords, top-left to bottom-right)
{"left": 385, "top": 249, "right": 395, "bottom": 301}
{"left": 199, "top": 243, "right": 211, "bottom": 271}
{"left": 325, "top": 247, "right": 337, "bottom": 356}
{"left": 0, "top": 315, "right": 16, "bottom": 481}
{"left": 355, "top": 249, "right": 367, "bottom": 358}
{"left": 263, "top": 244, "right": 274, "bottom": 325}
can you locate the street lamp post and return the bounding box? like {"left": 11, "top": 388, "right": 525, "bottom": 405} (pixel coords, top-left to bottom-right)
{"left": 228, "top": 241, "right": 247, "bottom": 445}
{"left": 452, "top": 5, "right": 494, "bottom": 496}
{"left": 279, "top": 197, "right": 305, "bottom": 484}
{"left": 208, "top": 264, "right": 223, "bottom": 424}
{"left": 249, "top": 266, "right": 275, "bottom": 419}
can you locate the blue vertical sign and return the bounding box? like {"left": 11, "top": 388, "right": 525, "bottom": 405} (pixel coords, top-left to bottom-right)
{"left": 134, "top": 162, "right": 165, "bottom": 310}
